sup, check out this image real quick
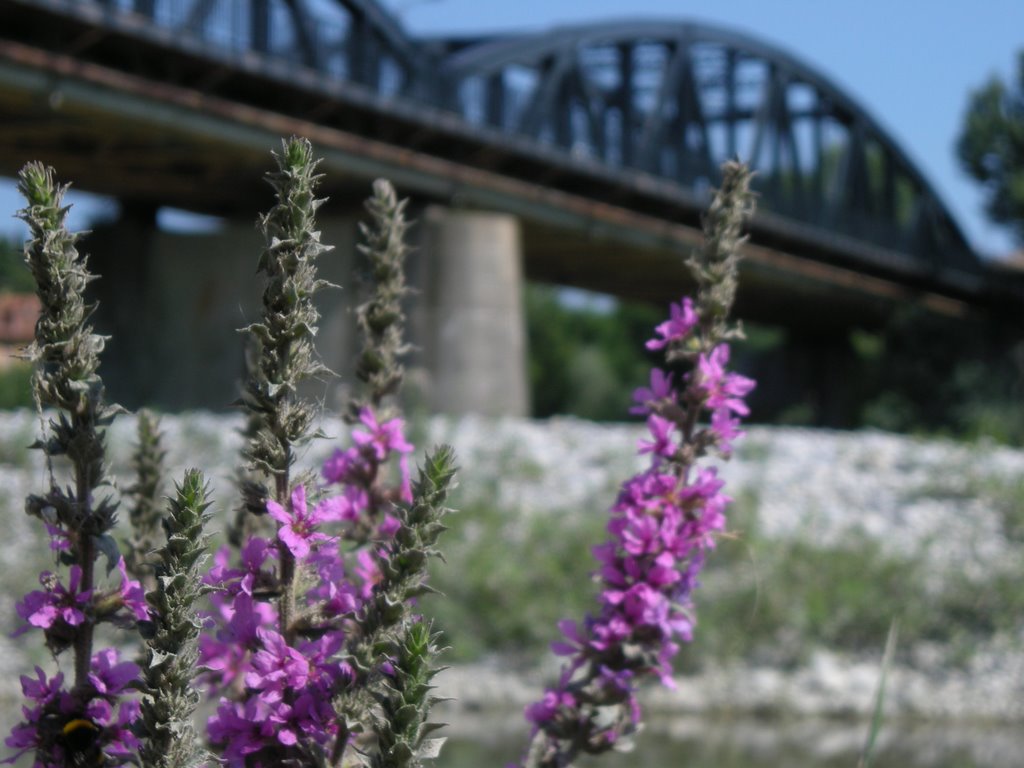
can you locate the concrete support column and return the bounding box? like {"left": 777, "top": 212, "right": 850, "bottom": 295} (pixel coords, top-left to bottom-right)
{"left": 89, "top": 213, "right": 359, "bottom": 411}
{"left": 410, "top": 208, "right": 529, "bottom": 417}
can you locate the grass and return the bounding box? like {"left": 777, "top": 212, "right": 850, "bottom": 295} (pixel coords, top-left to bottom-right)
{"left": 424, "top": 499, "right": 605, "bottom": 663}
{"left": 0, "top": 415, "right": 36, "bottom": 467}
{"left": 425, "top": 480, "right": 1024, "bottom": 670}
{"left": 690, "top": 532, "right": 923, "bottom": 668}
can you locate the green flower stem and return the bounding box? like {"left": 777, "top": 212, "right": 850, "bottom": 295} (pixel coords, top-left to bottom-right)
{"left": 350, "top": 179, "right": 411, "bottom": 417}
{"left": 237, "top": 137, "right": 334, "bottom": 643}
{"left": 17, "top": 162, "right": 121, "bottom": 691}
{"left": 139, "top": 470, "right": 213, "bottom": 768}
{"left": 126, "top": 410, "right": 167, "bottom": 591}
{"left": 337, "top": 445, "right": 457, "bottom": 767}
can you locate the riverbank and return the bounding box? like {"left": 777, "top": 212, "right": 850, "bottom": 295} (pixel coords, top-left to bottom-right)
{"left": 0, "top": 410, "right": 1021, "bottom": 725}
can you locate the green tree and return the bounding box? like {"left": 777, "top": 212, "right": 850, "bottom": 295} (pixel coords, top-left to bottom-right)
{"left": 525, "top": 285, "right": 660, "bottom": 421}
{"left": 958, "top": 51, "right": 1024, "bottom": 243}
{"left": 0, "top": 235, "right": 34, "bottom": 292}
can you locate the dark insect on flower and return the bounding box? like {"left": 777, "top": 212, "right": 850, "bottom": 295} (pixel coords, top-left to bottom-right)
{"left": 40, "top": 716, "right": 104, "bottom": 768}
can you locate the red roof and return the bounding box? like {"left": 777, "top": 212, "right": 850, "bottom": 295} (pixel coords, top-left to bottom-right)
{"left": 0, "top": 293, "right": 40, "bottom": 344}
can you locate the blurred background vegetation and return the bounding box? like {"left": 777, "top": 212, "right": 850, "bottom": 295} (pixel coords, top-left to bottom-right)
{"left": 523, "top": 279, "right": 1024, "bottom": 445}
{"left": 424, "top": 469, "right": 1024, "bottom": 669}
{"left": 0, "top": 237, "right": 33, "bottom": 410}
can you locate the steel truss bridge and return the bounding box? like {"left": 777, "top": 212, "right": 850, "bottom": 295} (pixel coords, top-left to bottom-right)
{"left": 0, "top": 0, "right": 1017, "bottom": 328}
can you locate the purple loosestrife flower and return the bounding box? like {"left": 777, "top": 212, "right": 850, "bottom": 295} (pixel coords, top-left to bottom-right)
{"left": 114, "top": 558, "right": 149, "bottom": 622}
{"left": 695, "top": 344, "right": 756, "bottom": 417}
{"left": 322, "top": 445, "right": 369, "bottom": 486}
{"left": 524, "top": 690, "right": 576, "bottom": 728}
{"left": 15, "top": 567, "right": 91, "bottom": 632}
{"left": 322, "top": 406, "right": 416, "bottom": 524}
{"left": 3, "top": 668, "right": 64, "bottom": 764}
{"left": 352, "top": 407, "right": 413, "bottom": 462}
{"left": 207, "top": 537, "right": 276, "bottom": 599}
{"left": 266, "top": 485, "right": 345, "bottom": 560}
{"left": 306, "top": 549, "right": 362, "bottom": 616}
{"left": 354, "top": 548, "right": 384, "bottom": 599}
{"left": 88, "top": 649, "right": 140, "bottom": 697}
{"left": 645, "top": 296, "right": 697, "bottom": 350}
{"left": 711, "top": 408, "right": 745, "bottom": 457}
{"left": 638, "top": 415, "right": 677, "bottom": 459}
{"left": 630, "top": 368, "right": 676, "bottom": 416}
{"left": 199, "top": 594, "right": 277, "bottom": 695}
{"left": 523, "top": 162, "right": 755, "bottom": 768}
{"left": 44, "top": 524, "right": 70, "bottom": 553}
{"left": 207, "top": 627, "right": 352, "bottom": 766}
{"left": 245, "top": 628, "right": 311, "bottom": 695}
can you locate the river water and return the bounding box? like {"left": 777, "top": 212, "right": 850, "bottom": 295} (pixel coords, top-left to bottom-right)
{"left": 2, "top": 702, "right": 1020, "bottom": 767}
{"left": 437, "top": 712, "right": 1024, "bottom": 768}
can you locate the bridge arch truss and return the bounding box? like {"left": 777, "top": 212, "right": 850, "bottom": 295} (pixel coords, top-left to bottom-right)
{"left": 440, "top": 20, "right": 977, "bottom": 276}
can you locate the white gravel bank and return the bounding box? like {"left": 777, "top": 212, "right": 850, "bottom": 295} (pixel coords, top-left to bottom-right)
{"left": 0, "top": 410, "right": 1021, "bottom": 722}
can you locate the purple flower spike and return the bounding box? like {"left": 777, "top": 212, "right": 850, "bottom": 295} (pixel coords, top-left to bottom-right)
{"left": 524, "top": 279, "right": 756, "bottom": 766}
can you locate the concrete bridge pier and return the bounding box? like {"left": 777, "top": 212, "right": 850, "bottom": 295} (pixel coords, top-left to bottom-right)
{"left": 407, "top": 207, "right": 529, "bottom": 417}
{"left": 85, "top": 203, "right": 529, "bottom": 417}
{"left": 88, "top": 211, "right": 360, "bottom": 411}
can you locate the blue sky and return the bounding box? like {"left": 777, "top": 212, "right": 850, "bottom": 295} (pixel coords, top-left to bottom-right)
{"left": 2, "top": 0, "right": 1022, "bottom": 258}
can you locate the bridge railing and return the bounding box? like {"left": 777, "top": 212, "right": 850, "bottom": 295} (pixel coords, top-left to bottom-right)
{"left": 60, "top": 0, "right": 432, "bottom": 99}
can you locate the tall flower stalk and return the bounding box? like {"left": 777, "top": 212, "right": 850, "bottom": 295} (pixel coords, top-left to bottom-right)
{"left": 125, "top": 409, "right": 168, "bottom": 591}
{"left": 324, "top": 180, "right": 452, "bottom": 768}
{"left": 522, "top": 161, "right": 756, "bottom": 768}
{"left": 201, "top": 146, "right": 453, "bottom": 768}
{"left": 322, "top": 180, "right": 415, "bottom": 544}
{"left": 202, "top": 138, "right": 344, "bottom": 766}
{"left": 5, "top": 163, "right": 147, "bottom": 768}
{"left": 137, "top": 469, "right": 214, "bottom": 768}
{"left": 237, "top": 136, "right": 335, "bottom": 640}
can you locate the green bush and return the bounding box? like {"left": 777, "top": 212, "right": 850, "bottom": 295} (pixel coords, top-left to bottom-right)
{"left": 0, "top": 237, "right": 34, "bottom": 293}
{"left": 0, "top": 362, "right": 33, "bottom": 409}
{"left": 526, "top": 284, "right": 660, "bottom": 421}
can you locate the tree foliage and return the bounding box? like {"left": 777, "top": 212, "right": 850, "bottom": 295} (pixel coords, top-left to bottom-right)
{"left": 0, "top": 236, "right": 35, "bottom": 293}
{"left": 958, "top": 51, "right": 1024, "bottom": 243}
{"left": 526, "top": 285, "right": 660, "bottom": 421}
